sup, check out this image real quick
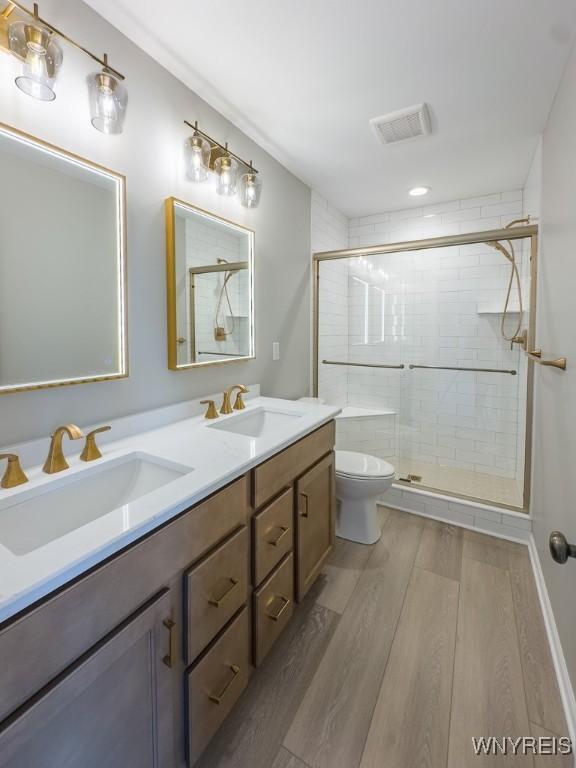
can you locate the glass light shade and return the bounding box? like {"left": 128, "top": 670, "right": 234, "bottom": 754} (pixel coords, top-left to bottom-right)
{"left": 187, "top": 133, "right": 211, "bottom": 182}
{"left": 238, "top": 171, "right": 262, "bottom": 208}
{"left": 214, "top": 154, "right": 239, "bottom": 196}
{"left": 88, "top": 71, "right": 128, "bottom": 134}
{"left": 8, "top": 22, "right": 62, "bottom": 101}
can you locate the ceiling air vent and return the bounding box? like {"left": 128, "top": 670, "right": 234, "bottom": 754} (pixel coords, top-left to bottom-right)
{"left": 370, "top": 103, "right": 431, "bottom": 145}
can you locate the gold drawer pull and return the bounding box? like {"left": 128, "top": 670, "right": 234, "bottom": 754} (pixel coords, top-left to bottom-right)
{"left": 162, "top": 618, "right": 177, "bottom": 668}
{"left": 265, "top": 595, "right": 291, "bottom": 622}
{"left": 299, "top": 492, "right": 309, "bottom": 518}
{"left": 268, "top": 526, "right": 290, "bottom": 547}
{"left": 208, "top": 577, "right": 239, "bottom": 608}
{"left": 209, "top": 665, "right": 240, "bottom": 705}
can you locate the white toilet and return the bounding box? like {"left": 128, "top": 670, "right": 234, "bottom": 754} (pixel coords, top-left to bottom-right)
{"left": 335, "top": 450, "right": 395, "bottom": 545}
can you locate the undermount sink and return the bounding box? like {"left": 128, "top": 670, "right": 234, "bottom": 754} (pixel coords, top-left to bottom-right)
{"left": 0, "top": 453, "right": 192, "bottom": 556}
{"left": 208, "top": 406, "right": 305, "bottom": 438}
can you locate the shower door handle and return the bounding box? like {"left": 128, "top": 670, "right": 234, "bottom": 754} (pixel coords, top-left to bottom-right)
{"left": 549, "top": 531, "right": 576, "bottom": 564}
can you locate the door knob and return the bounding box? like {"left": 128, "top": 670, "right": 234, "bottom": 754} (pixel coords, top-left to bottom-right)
{"left": 549, "top": 531, "right": 576, "bottom": 564}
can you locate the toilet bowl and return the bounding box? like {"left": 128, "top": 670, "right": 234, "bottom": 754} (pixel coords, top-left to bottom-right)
{"left": 335, "top": 450, "right": 395, "bottom": 545}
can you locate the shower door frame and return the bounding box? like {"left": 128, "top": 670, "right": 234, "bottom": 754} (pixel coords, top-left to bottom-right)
{"left": 312, "top": 223, "right": 538, "bottom": 513}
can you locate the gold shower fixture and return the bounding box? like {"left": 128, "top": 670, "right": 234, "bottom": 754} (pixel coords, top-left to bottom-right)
{"left": 184, "top": 121, "right": 263, "bottom": 208}
{"left": 0, "top": 1, "right": 127, "bottom": 131}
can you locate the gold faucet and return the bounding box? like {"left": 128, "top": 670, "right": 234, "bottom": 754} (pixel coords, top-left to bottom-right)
{"left": 220, "top": 385, "right": 249, "bottom": 414}
{"left": 200, "top": 400, "right": 219, "bottom": 419}
{"left": 43, "top": 424, "right": 85, "bottom": 474}
{"left": 0, "top": 454, "right": 28, "bottom": 489}
{"left": 80, "top": 425, "right": 111, "bottom": 462}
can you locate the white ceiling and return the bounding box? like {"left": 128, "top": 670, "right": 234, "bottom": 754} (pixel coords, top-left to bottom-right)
{"left": 85, "top": 0, "right": 576, "bottom": 217}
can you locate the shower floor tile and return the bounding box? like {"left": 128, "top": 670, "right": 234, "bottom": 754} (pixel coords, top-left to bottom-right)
{"left": 395, "top": 457, "right": 523, "bottom": 508}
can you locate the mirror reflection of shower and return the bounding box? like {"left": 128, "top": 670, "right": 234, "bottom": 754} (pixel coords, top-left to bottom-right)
{"left": 214, "top": 258, "right": 240, "bottom": 342}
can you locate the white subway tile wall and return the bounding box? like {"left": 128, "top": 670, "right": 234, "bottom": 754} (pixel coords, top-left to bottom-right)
{"left": 318, "top": 190, "right": 531, "bottom": 508}
{"left": 311, "top": 191, "right": 349, "bottom": 406}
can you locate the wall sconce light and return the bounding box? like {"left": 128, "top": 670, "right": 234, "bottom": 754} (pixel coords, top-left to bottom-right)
{"left": 88, "top": 56, "right": 128, "bottom": 134}
{"left": 238, "top": 164, "right": 262, "bottom": 208}
{"left": 1, "top": 2, "right": 127, "bottom": 132}
{"left": 214, "top": 150, "right": 239, "bottom": 196}
{"left": 186, "top": 131, "right": 211, "bottom": 182}
{"left": 8, "top": 19, "right": 61, "bottom": 100}
{"left": 184, "top": 120, "right": 262, "bottom": 209}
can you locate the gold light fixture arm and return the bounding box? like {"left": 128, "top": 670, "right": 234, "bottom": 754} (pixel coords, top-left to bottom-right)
{"left": 0, "top": 453, "right": 28, "bottom": 488}
{"left": 184, "top": 121, "right": 259, "bottom": 175}
{"left": 1, "top": 0, "right": 125, "bottom": 79}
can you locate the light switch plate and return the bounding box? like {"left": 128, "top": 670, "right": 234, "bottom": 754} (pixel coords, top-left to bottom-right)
{"left": 272, "top": 342, "right": 280, "bottom": 361}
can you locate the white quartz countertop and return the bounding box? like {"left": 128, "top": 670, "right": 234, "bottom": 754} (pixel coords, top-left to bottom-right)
{"left": 0, "top": 396, "right": 340, "bottom": 624}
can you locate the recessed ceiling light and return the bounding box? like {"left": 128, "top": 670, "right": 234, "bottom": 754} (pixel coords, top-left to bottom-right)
{"left": 409, "top": 186, "right": 431, "bottom": 197}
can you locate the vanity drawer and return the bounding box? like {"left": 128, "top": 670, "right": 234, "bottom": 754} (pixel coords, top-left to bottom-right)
{"left": 253, "top": 487, "right": 294, "bottom": 585}
{"left": 187, "top": 607, "right": 250, "bottom": 766}
{"left": 252, "top": 421, "right": 335, "bottom": 508}
{"left": 185, "top": 527, "right": 249, "bottom": 664}
{"left": 253, "top": 553, "right": 294, "bottom": 667}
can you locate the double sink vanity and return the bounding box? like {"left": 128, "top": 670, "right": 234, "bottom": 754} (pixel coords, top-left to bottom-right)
{"left": 0, "top": 393, "right": 339, "bottom": 767}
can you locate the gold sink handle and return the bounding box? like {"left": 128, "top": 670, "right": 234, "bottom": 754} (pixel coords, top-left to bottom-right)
{"left": 43, "top": 424, "right": 85, "bottom": 474}
{"left": 0, "top": 453, "right": 28, "bottom": 489}
{"left": 80, "top": 425, "right": 112, "bottom": 462}
{"left": 200, "top": 400, "right": 219, "bottom": 419}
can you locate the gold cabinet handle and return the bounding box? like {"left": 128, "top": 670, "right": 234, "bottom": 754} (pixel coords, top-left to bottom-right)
{"left": 265, "top": 596, "right": 291, "bottom": 622}
{"left": 162, "top": 618, "right": 177, "bottom": 668}
{"left": 267, "top": 526, "right": 290, "bottom": 547}
{"left": 299, "top": 492, "right": 309, "bottom": 518}
{"left": 209, "top": 665, "right": 240, "bottom": 705}
{"left": 80, "top": 425, "right": 111, "bottom": 462}
{"left": 208, "top": 578, "right": 239, "bottom": 607}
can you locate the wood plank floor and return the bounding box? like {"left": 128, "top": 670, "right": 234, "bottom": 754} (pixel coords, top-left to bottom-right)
{"left": 199, "top": 509, "right": 569, "bottom": 768}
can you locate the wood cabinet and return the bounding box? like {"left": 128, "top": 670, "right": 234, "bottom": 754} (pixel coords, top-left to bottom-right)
{"left": 0, "top": 589, "right": 174, "bottom": 768}
{"left": 0, "top": 419, "right": 336, "bottom": 768}
{"left": 296, "top": 453, "right": 336, "bottom": 600}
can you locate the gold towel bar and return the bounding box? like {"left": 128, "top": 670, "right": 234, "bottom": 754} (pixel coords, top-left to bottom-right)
{"left": 527, "top": 349, "right": 567, "bottom": 370}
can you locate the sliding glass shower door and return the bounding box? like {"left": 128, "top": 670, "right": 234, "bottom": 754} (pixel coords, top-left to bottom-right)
{"left": 315, "top": 230, "right": 534, "bottom": 510}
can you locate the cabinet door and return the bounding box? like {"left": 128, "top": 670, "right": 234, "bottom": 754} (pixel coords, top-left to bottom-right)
{"left": 295, "top": 452, "right": 336, "bottom": 600}
{"left": 0, "top": 589, "right": 175, "bottom": 768}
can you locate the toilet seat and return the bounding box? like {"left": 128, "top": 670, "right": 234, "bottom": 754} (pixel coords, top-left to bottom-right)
{"left": 335, "top": 450, "right": 395, "bottom": 480}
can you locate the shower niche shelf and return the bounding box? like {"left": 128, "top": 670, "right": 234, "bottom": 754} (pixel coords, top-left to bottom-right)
{"left": 477, "top": 303, "right": 523, "bottom": 314}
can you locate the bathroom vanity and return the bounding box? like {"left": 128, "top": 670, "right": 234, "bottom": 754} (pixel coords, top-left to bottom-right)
{"left": 0, "top": 401, "right": 337, "bottom": 767}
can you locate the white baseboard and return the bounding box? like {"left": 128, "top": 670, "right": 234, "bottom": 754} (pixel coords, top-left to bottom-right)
{"left": 527, "top": 535, "right": 576, "bottom": 749}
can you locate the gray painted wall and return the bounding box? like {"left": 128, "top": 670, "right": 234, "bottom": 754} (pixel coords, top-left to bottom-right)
{"left": 531, "top": 42, "right": 576, "bottom": 688}
{"left": 0, "top": 0, "right": 311, "bottom": 445}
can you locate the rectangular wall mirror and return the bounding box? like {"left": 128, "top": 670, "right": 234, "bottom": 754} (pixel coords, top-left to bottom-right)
{"left": 0, "top": 123, "right": 127, "bottom": 394}
{"left": 165, "top": 198, "right": 255, "bottom": 369}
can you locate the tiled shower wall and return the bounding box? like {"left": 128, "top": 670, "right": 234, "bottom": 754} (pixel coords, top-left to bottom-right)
{"left": 311, "top": 191, "right": 348, "bottom": 406}
{"left": 315, "top": 190, "right": 530, "bottom": 498}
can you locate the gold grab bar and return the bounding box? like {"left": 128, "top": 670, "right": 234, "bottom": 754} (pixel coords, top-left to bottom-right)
{"left": 408, "top": 364, "right": 517, "bottom": 375}
{"left": 322, "top": 360, "right": 405, "bottom": 369}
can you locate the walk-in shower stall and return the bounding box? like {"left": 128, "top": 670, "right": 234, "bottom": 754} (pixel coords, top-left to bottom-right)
{"left": 313, "top": 224, "right": 537, "bottom": 511}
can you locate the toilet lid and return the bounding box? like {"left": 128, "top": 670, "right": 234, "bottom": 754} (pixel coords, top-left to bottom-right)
{"left": 335, "top": 450, "right": 395, "bottom": 479}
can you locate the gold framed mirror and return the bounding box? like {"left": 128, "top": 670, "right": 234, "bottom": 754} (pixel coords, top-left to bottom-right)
{"left": 0, "top": 123, "right": 128, "bottom": 395}
{"left": 165, "top": 198, "right": 255, "bottom": 369}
